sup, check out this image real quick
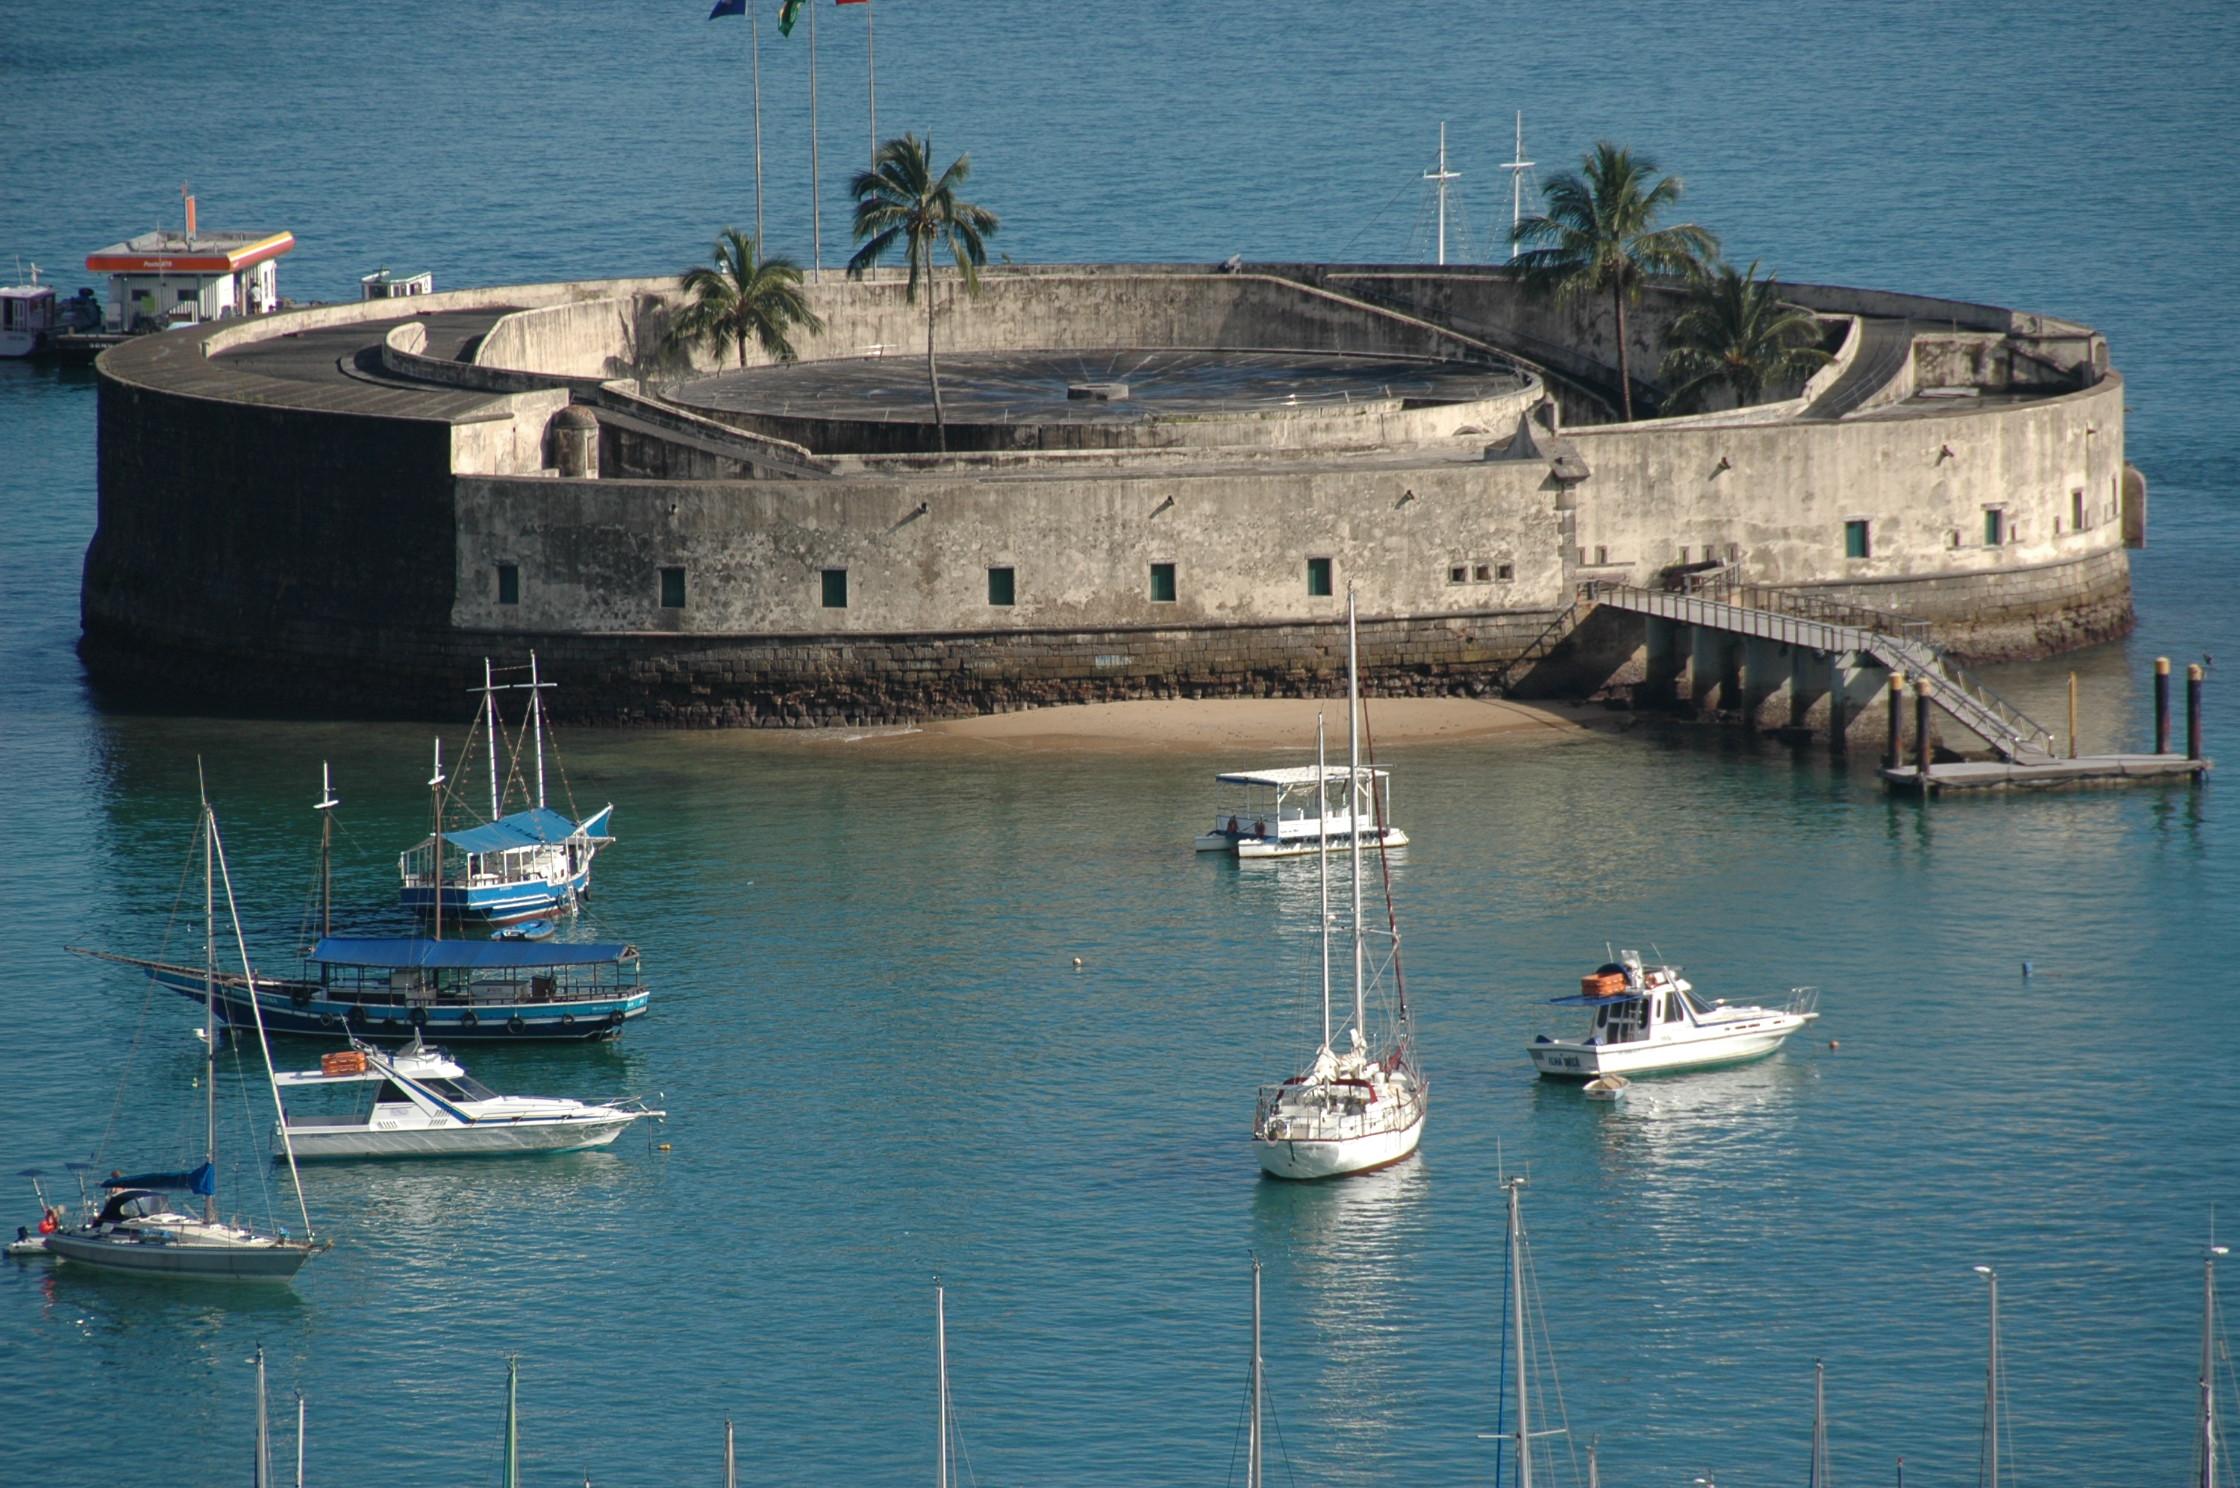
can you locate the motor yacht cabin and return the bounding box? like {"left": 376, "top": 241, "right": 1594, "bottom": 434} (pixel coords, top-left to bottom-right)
{"left": 1528, "top": 950, "right": 1818, "bottom": 1078}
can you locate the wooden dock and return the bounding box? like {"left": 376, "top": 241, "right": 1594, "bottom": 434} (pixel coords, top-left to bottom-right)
{"left": 1881, "top": 753, "right": 2210, "bottom": 795}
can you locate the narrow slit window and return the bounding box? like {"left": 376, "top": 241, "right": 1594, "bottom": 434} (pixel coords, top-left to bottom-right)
{"left": 987, "top": 566, "right": 1016, "bottom": 607}
{"left": 497, "top": 563, "right": 520, "bottom": 605}
{"left": 1844, "top": 520, "right": 1870, "bottom": 559}
{"left": 2072, "top": 489, "right": 2086, "bottom": 531}
{"left": 1305, "top": 556, "right": 1333, "bottom": 597}
{"left": 659, "top": 566, "right": 686, "bottom": 609}
{"left": 1984, "top": 509, "right": 2006, "bottom": 547}
{"left": 821, "top": 568, "right": 849, "bottom": 609}
{"left": 1149, "top": 563, "right": 1177, "bottom": 603}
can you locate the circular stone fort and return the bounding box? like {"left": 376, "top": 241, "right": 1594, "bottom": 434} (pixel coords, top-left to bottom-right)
{"left": 81, "top": 263, "right": 2140, "bottom": 729}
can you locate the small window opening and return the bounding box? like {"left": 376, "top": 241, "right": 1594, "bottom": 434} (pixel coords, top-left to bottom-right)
{"left": 497, "top": 563, "right": 520, "bottom": 605}
{"left": 1984, "top": 509, "right": 2006, "bottom": 547}
{"left": 1844, "top": 520, "right": 1870, "bottom": 559}
{"left": 1449, "top": 564, "right": 1468, "bottom": 585}
{"left": 1594, "top": 545, "right": 1609, "bottom": 566}
{"left": 1473, "top": 563, "right": 1492, "bottom": 582}
{"left": 1305, "top": 556, "right": 1333, "bottom": 597}
{"left": 1495, "top": 562, "right": 1514, "bottom": 581}
{"left": 659, "top": 566, "right": 686, "bottom": 609}
{"left": 821, "top": 568, "right": 849, "bottom": 609}
{"left": 1149, "top": 563, "right": 1177, "bottom": 603}
{"left": 2072, "top": 489, "right": 2086, "bottom": 531}
{"left": 987, "top": 566, "right": 1016, "bottom": 606}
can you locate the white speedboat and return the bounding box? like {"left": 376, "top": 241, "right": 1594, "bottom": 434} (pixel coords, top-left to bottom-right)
{"left": 1528, "top": 950, "right": 1818, "bottom": 1079}
{"left": 1195, "top": 765, "right": 1407, "bottom": 858}
{"left": 275, "top": 1039, "right": 662, "bottom": 1159}
{"left": 1252, "top": 589, "right": 1427, "bottom": 1180}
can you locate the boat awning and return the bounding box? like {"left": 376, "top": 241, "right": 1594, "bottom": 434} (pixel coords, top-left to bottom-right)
{"left": 102, "top": 1162, "right": 215, "bottom": 1194}
{"left": 308, "top": 937, "right": 635, "bottom": 970}
{"left": 1215, "top": 766, "right": 1388, "bottom": 786}
{"left": 439, "top": 807, "right": 584, "bottom": 854}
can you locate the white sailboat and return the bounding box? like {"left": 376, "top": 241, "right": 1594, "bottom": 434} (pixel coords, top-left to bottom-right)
{"left": 1252, "top": 588, "right": 1427, "bottom": 1180}
{"left": 48, "top": 784, "right": 322, "bottom": 1281}
{"left": 1481, "top": 1176, "right": 1587, "bottom": 1488}
{"left": 2197, "top": 1238, "right": 2227, "bottom": 1488}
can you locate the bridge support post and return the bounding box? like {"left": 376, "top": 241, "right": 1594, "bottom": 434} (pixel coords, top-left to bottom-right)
{"left": 1743, "top": 638, "right": 1790, "bottom": 733}
{"left": 1885, "top": 672, "right": 1907, "bottom": 771}
{"left": 2156, "top": 656, "right": 2171, "bottom": 754}
{"left": 1692, "top": 629, "right": 1738, "bottom": 715}
{"left": 1643, "top": 618, "right": 1687, "bottom": 710}
{"left": 1915, "top": 678, "right": 1936, "bottom": 787}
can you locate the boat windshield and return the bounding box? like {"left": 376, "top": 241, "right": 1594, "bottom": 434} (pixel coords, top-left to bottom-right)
{"left": 95, "top": 1190, "right": 172, "bottom": 1225}
{"left": 420, "top": 1076, "right": 497, "bottom": 1102}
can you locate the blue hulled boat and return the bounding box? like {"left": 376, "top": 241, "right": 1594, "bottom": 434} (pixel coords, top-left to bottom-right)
{"left": 74, "top": 936, "right": 651, "bottom": 1042}
{"left": 398, "top": 654, "right": 614, "bottom": 925}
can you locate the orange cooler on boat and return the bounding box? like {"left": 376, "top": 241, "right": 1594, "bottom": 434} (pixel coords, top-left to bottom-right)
{"left": 1580, "top": 971, "right": 1627, "bottom": 998}
{"left": 320, "top": 1050, "right": 367, "bottom": 1077}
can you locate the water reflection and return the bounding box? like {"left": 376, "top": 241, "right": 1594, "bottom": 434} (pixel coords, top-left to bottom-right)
{"left": 1250, "top": 1161, "right": 1428, "bottom": 1478}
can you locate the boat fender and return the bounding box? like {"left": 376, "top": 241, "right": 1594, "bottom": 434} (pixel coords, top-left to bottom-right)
{"left": 1253, "top": 819, "right": 1266, "bottom": 838}
{"left": 290, "top": 986, "right": 313, "bottom": 1009}
{"left": 606, "top": 1009, "right": 627, "bottom": 1028}
{"left": 460, "top": 1009, "right": 480, "bottom": 1028}
{"left": 409, "top": 1007, "right": 428, "bottom": 1029}
{"left": 560, "top": 1013, "right": 577, "bottom": 1029}
{"left": 1263, "top": 1119, "right": 1287, "bottom": 1141}
{"left": 507, "top": 1014, "right": 526, "bottom": 1034}
{"left": 320, "top": 1011, "right": 341, "bottom": 1029}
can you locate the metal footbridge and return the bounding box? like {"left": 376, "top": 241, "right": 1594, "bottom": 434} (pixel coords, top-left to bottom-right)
{"left": 1587, "top": 578, "right": 2062, "bottom": 763}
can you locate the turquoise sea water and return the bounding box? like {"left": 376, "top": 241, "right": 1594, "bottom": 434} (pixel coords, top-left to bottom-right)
{"left": 4, "top": 2, "right": 2239, "bottom": 1483}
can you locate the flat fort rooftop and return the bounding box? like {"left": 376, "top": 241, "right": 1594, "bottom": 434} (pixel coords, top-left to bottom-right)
{"left": 668, "top": 348, "right": 1529, "bottom": 426}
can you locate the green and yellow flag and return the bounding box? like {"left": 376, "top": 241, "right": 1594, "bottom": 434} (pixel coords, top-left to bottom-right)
{"left": 777, "top": 0, "right": 801, "bottom": 35}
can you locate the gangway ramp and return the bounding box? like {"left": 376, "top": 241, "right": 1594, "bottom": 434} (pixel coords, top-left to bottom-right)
{"left": 1588, "top": 580, "right": 2061, "bottom": 764}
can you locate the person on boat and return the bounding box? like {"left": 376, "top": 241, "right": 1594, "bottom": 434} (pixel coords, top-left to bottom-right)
{"left": 37, "top": 1207, "right": 59, "bottom": 1235}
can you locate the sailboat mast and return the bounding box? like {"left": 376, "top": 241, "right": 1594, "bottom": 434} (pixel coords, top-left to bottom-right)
{"left": 725, "top": 1416, "right": 737, "bottom": 1488}
{"left": 1811, "top": 1359, "right": 1828, "bottom": 1488}
{"left": 428, "top": 739, "right": 447, "bottom": 943}
{"left": 202, "top": 789, "right": 217, "bottom": 1226}
{"left": 1317, "top": 715, "right": 1332, "bottom": 1053}
{"left": 936, "top": 1280, "right": 950, "bottom": 1488}
{"left": 2206, "top": 1243, "right": 2227, "bottom": 1488}
{"left": 1509, "top": 1176, "right": 1533, "bottom": 1488}
{"left": 504, "top": 1355, "right": 520, "bottom": 1488}
{"left": 295, "top": 1392, "right": 306, "bottom": 1488}
{"left": 530, "top": 650, "right": 548, "bottom": 810}
{"left": 1989, "top": 1263, "right": 2007, "bottom": 1488}
{"left": 316, "top": 763, "right": 337, "bottom": 940}
{"left": 484, "top": 658, "right": 501, "bottom": 821}
{"left": 254, "top": 1345, "right": 270, "bottom": 1488}
{"left": 1248, "top": 1254, "right": 1264, "bottom": 1488}
{"left": 1346, "top": 588, "right": 1365, "bottom": 1038}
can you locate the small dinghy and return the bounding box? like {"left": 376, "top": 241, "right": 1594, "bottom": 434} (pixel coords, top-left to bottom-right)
{"left": 492, "top": 918, "right": 557, "bottom": 942}
{"left": 1582, "top": 1074, "right": 1630, "bottom": 1102}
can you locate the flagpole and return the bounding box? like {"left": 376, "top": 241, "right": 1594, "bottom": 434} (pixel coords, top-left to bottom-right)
{"left": 751, "top": 2, "right": 764, "bottom": 246}
{"left": 809, "top": 0, "right": 822, "bottom": 280}
{"left": 866, "top": 0, "right": 877, "bottom": 164}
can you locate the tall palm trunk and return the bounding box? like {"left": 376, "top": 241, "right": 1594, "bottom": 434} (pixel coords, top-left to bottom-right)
{"left": 924, "top": 243, "right": 947, "bottom": 452}
{"left": 1612, "top": 283, "right": 1633, "bottom": 422}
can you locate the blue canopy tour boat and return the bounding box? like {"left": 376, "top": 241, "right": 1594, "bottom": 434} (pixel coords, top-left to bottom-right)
{"left": 398, "top": 654, "right": 614, "bottom": 925}
{"left": 72, "top": 935, "right": 652, "bottom": 1042}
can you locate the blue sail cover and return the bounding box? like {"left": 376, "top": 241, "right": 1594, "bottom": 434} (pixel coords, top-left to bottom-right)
{"left": 103, "top": 1161, "right": 216, "bottom": 1194}
{"left": 308, "top": 937, "right": 634, "bottom": 970}
{"left": 439, "top": 807, "right": 583, "bottom": 855}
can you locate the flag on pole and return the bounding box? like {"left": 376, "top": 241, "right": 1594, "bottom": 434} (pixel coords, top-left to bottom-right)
{"left": 707, "top": 0, "right": 745, "bottom": 16}
{"left": 778, "top": 0, "right": 802, "bottom": 34}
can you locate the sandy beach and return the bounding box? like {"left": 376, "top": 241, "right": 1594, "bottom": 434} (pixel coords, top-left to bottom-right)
{"left": 828, "top": 696, "right": 1609, "bottom": 755}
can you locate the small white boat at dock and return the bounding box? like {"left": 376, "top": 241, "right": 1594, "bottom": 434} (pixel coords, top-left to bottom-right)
{"left": 275, "top": 1039, "right": 663, "bottom": 1160}
{"left": 1528, "top": 950, "right": 1818, "bottom": 1079}
{"left": 1195, "top": 764, "right": 1407, "bottom": 859}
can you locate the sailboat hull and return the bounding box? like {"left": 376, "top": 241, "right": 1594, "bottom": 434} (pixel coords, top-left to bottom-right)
{"left": 1254, "top": 1104, "right": 1425, "bottom": 1180}
{"left": 47, "top": 1230, "right": 316, "bottom": 1281}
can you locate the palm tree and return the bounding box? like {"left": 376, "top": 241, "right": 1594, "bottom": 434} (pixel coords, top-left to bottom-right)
{"left": 1510, "top": 142, "right": 1717, "bottom": 421}
{"left": 666, "top": 227, "right": 824, "bottom": 369}
{"left": 1658, "top": 260, "right": 1833, "bottom": 414}
{"left": 845, "top": 132, "right": 1000, "bottom": 452}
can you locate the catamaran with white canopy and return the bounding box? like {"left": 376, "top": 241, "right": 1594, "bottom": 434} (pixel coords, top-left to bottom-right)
{"left": 1194, "top": 764, "right": 1407, "bottom": 859}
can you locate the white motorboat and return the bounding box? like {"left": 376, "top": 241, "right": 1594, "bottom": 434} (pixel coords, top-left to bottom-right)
{"left": 47, "top": 785, "right": 323, "bottom": 1282}
{"left": 1528, "top": 950, "right": 1818, "bottom": 1079}
{"left": 276, "top": 1039, "right": 662, "bottom": 1159}
{"left": 1252, "top": 589, "right": 1427, "bottom": 1180}
{"left": 1194, "top": 765, "right": 1407, "bottom": 858}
